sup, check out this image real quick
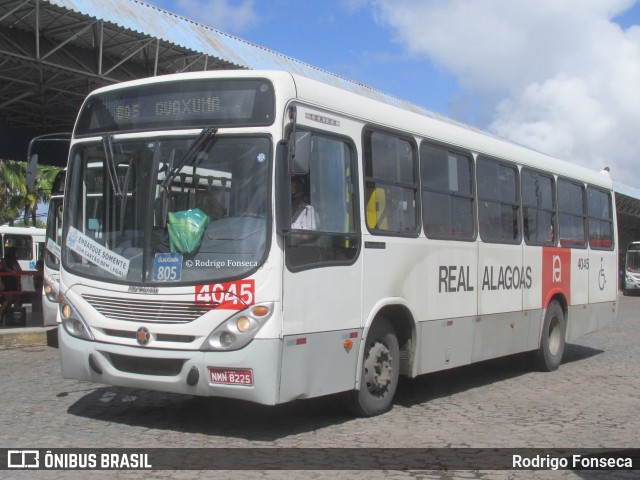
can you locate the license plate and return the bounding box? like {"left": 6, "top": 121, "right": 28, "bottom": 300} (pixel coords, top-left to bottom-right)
{"left": 209, "top": 368, "right": 253, "bottom": 386}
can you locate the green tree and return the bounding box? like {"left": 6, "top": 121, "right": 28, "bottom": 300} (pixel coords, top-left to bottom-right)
{"left": 0, "top": 159, "right": 25, "bottom": 225}
{"left": 24, "top": 163, "right": 60, "bottom": 226}
{"left": 0, "top": 159, "right": 60, "bottom": 226}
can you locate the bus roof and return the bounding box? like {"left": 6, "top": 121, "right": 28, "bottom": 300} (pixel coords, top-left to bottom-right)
{"left": 0, "top": 226, "right": 46, "bottom": 236}
{"left": 80, "top": 70, "right": 614, "bottom": 191}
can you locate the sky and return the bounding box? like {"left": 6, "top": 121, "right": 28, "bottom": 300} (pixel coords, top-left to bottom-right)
{"left": 143, "top": 0, "right": 640, "bottom": 189}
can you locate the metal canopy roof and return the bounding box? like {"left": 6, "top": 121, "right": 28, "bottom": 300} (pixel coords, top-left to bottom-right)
{"left": 0, "top": 0, "right": 243, "bottom": 131}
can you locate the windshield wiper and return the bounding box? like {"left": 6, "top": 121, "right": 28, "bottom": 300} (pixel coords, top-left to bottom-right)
{"left": 162, "top": 127, "right": 217, "bottom": 190}
{"left": 103, "top": 135, "right": 122, "bottom": 197}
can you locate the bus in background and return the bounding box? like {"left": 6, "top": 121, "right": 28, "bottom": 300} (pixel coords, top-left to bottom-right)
{"left": 0, "top": 225, "right": 46, "bottom": 301}
{"left": 623, "top": 241, "right": 640, "bottom": 295}
{"left": 24, "top": 132, "right": 70, "bottom": 325}
{"left": 42, "top": 169, "right": 66, "bottom": 326}
{"left": 56, "top": 71, "right": 617, "bottom": 416}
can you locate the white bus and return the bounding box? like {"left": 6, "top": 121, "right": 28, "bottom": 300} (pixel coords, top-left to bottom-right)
{"left": 0, "top": 225, "right": 45, "bottom": 299}
{"left": 623, "top": 241, "right": 640, "bottom": 295}
{"left": 42, "top": 169, "right": 66, "bottom": 326}
{"left": 57, "top": 71, "right": 617, "bottom": 416}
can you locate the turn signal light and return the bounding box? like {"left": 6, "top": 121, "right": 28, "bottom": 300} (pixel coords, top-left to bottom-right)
{"left": 251, "top": 305, "right": 270, "bottom": 317}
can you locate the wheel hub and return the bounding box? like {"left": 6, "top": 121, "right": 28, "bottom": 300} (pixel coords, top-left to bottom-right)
{"left": 364, "top": 342, "right": 393, "bottom": 395}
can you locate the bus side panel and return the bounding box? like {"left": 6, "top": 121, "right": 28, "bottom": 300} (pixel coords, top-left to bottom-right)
{"left": 571, "top": 249, "right": 590, "bottom": 306}
{"left": 522, "top": 246, "right": 543, "bottom": 312}
{"left": 583, "top": 247, "right": 618, "bottom": 339}
{"left": 471, "top": 310, "right": 539, "bottom": 363}
{"left": 589, "top": 248, "right": 618, "bottom": 305}
{"left": 421, "top": 239, "right": 478, "bottom": 321}
{"left": 566, "top": 247, "right": 591, "bottom": 342}
{"left": 477, "top": 242, "right": 524, "bottom": 316}
{"left": 566, "top": 304, "right": 592, "bottom": 342}
{"left": 278, "top": 329, "right": 361, "bottom": 402}
{"left": 418, "top": 316, "right": 474, "bottom": 374}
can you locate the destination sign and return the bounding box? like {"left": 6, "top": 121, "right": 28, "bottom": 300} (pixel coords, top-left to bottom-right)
{"left": 75, "top": 78, "right": 275, "bottom": 136}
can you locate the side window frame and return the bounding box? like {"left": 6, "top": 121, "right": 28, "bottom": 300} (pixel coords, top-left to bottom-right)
{"left": 476, "top": 155, "right": 521, "bottom": 244}
{"left": 587, "top": 185, "right": 614, "bottom": 251}
{"left": 363, "top": 127, "right": 420, "bottom": 237}
{"left": 557, "top": 177, "right": 587, "bottom": 249}
{"left": 420, "top": 140, "right": 476, "bottom": 241}
{"left": 521, "top": 167, "right": 557, "bottom": 247}
{"left": 285, "top": 128, "right": 361, "bottom": 272}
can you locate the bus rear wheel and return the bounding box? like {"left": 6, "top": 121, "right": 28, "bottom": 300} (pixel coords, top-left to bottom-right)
{"left": 346, "top": 318, "right": 399, "bottom": 416}
{"left": 535, "top": 300, "right": 566, "bottom": 371}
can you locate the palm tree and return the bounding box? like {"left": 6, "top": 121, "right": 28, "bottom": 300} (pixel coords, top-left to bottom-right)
{"left": 0, "top": 159, "right": 26, "bottom": 225}
{"left": 23, "top": 164, "right": 60, "bottom": 226}
{"left": 0, "top": 160, "right": 60, "bottom": 226}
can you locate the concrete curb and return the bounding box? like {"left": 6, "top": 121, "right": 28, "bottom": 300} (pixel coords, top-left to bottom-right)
{"left": 0, "top": 326, "right": 58, "bottom": 349}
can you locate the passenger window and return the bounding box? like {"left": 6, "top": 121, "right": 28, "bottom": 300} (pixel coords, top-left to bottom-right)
{"left": 364, "top": 130, "right": 418, "bottom": 235}
{"left": 522, "top": 168, "right": 556, "bottom": 246}
{"left": 420, "top": 143, "right": 475, "bottom": 240}
{"left": 558, "top": 178, "right": 586, "bottom": 248}
{"left": 477, "top": 157, "right": 520, "bottom": 243}
{"left": 587, "top": 186, "right": 613, "bottom": 250}
{"left": 4, "top": 235, "right": 33, "bottom": 260}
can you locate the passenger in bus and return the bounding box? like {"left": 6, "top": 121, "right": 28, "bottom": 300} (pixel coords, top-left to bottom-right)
{"left": 291, "top": 176, "right": 317, "bottom": 230}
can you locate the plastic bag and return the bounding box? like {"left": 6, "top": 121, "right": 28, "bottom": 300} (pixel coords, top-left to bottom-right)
{"left": 167, "top": 208, "right": 210, "bottom": 254}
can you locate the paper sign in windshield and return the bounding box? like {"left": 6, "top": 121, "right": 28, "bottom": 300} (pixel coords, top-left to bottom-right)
{"left": 46, "top": 238, "right": 61, "bottom": 260}
{"left": 66, "top": 227, "right": 130, "bottom": 278}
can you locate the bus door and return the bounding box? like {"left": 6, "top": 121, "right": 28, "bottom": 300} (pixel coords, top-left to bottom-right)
{"left": 586, "top": 187, "right": 617, "bottom": 328}
{"left": 475, "top": 158, "right": 528, "bottom": 360}
{"left": 279, "top": 126, "right": 362, "bottom": 402}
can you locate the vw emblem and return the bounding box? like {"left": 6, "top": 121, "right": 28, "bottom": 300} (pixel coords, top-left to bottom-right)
{"left": 136, "top": 327, "right": 151, "bottom": 346}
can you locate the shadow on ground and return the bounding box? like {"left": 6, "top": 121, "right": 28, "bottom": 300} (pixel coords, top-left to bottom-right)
{"left": 64, "top": 343, "right": 603, "bottom": 441}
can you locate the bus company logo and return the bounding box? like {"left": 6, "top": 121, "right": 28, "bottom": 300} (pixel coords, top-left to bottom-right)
{"left": 542, "top": 248, "right": 571, "bottom": 304}
{"left": 136, "top": 327, "right": 151, "bottom": 346}
{"left": 552, "top": 255, "right": 562, "bottom": 283}
{"left": 66, "top": 228, "right": 77, "bottom": 247}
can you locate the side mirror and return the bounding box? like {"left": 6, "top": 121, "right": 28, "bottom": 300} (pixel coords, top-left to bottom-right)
{"left": 289, "top": 131, "right": 311, "bottom": 175}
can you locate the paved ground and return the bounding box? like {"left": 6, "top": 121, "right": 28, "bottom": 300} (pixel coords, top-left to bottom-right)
{"left": 0, "top": 294, "right": 639, "bottom": 479}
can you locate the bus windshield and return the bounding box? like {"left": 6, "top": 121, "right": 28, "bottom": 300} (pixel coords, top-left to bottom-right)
{"left": 63, "top": 135, "right": 270, "bottom": 284}
{"left": 626, "top": 246, "right": 640, "bottom": 273}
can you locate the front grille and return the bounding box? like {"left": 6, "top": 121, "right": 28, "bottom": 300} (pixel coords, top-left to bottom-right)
{"left": 83, "top": 294, "right": 211, "bottom": 324}
{"left": 108, "top": 353, "right": 185, "bottom": 376}
{"left": 102, "top": 329, "right": 196, "bottom": 343}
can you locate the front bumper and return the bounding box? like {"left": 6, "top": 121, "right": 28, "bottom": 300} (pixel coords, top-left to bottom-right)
{"left": 59, "top": 327, "right": 282, "bottom": 405}
{"left": 625, "top": 276, "right": 640, "bottom": 291}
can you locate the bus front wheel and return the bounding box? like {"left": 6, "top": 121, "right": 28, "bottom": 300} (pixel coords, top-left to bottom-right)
{"left": 535, "top": 300, "right": 566, "bottom": 372}
{"left": 346, "top": 318, "right": 399, "bottom": 416}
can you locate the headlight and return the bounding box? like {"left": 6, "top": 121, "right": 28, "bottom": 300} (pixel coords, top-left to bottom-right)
{"left": 60, "top": 296, "right": 94, "bottom": 341}
{"left": 43, "top": 281, "right": 60, "bottom": 303}
{"left": 201, "top": 303, "right": 274, "bottom": 352}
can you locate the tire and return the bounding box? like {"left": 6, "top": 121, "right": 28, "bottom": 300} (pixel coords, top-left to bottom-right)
{"left": 346, "top": 318, "right": 400, "bottom": 416}
{"left": 535, "top": 300, "right": 566, "bottom": 371}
